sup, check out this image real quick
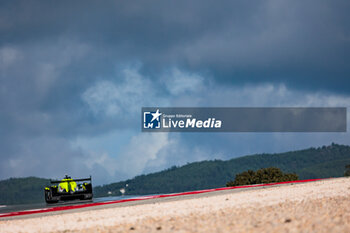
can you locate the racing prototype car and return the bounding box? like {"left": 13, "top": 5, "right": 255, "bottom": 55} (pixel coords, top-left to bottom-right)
{"left": 44, "top": 175, "right": 93, "bottom": 203}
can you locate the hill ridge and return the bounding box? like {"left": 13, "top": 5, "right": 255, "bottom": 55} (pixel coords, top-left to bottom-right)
{"left": 1, "top": 143, "right": 349, "bottom": 204}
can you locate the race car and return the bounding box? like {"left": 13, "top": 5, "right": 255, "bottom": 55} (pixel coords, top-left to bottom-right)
{"left": 44, "top": 175, "right": 93, "bottom": 203}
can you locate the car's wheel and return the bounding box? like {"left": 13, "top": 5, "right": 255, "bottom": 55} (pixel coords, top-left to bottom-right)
{"left": 81, "top": 194, "right": 93, "bottom": 200}
{"left": 45, "top": 190, "right": 58, "bottom": 204}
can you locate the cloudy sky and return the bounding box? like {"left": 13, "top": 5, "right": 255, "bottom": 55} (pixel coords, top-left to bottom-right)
{"left": 0, "top": 1, "right": 349, "bottom": 185}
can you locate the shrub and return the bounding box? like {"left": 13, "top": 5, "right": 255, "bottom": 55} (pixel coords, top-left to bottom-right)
{"left": 345, "top": 164, "right": 350, "bottom": 177}
{"left": 226, "top": 167, "right": 298, "bottom": 187}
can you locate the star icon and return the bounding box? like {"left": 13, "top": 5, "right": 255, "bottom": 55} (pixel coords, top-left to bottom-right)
{"left": 151, "top": 109, "right": 162, "bottom": 122}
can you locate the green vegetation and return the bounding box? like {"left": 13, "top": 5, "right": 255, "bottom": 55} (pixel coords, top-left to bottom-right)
{"left": 1, "top": 143, "right": 350, "bottom": 205}
{"left": 226, "top": 167, "right": 298, "bottom": 187}
{"left": 93, "top": 143, "right": 350, "bottom": 197}
{"left": 345, "top": 165, "right": 350, "bottom": 177}
{"left": 0, "top": 177, "right": 49, "bottom": 205}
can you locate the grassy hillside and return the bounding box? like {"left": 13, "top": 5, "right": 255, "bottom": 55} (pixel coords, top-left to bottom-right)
{"left": 0, "top": 177, "right": 50, "bottom": 205}
{"left": 93, "top": 143, "right": 350, "bottom": 197}
{"left": 1, "top": 143, "right": 349, "bottom": 205}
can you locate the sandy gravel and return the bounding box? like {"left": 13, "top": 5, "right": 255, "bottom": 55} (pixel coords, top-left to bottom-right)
{"left": 1, "top": 178, "right": 350, "bottom": 233}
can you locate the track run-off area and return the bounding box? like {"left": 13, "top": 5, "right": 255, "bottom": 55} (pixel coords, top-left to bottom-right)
{"left": 0, "top": 178, "right": 323, "bottom": 220}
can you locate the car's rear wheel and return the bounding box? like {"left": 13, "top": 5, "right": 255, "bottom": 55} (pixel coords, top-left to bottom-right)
{"left": 80, "top": 193, "right": 93, "bottom": 200}
{"left": 45, "top": 190, "right": 58, "bottom": 204}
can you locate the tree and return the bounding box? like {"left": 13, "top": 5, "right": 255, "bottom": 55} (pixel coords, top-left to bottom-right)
{"left": 345, "top": 165, "right": 350, "bottom": 177}
{"left": 226, "top": 167, "right": 298, "bottom": 187}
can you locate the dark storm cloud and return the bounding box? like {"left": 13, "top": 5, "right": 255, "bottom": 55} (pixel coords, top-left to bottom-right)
{"left": 1, "top": 0, "right": 349, "bottom": 92}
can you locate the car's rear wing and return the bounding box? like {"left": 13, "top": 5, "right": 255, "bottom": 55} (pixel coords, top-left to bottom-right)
{"left": 50, "top": 176, "right": 92, "bottom": 184}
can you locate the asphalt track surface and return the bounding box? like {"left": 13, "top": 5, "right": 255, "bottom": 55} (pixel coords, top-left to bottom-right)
{"left": 0, "top": 196, "right": 138, "bottom": 214}
{"left": 0, "top": 179, "right": 323, "bottom": 221}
